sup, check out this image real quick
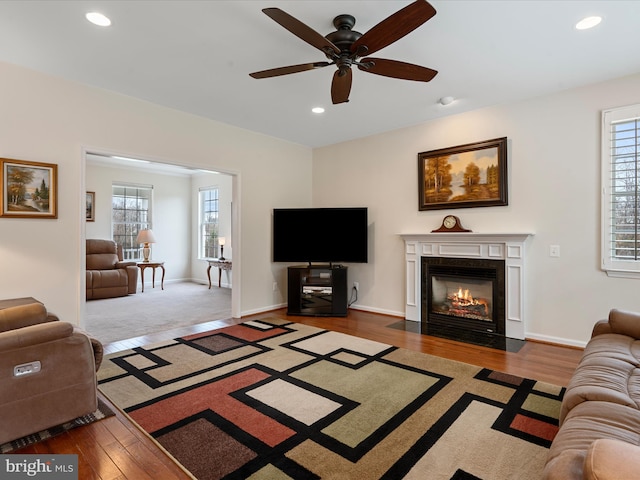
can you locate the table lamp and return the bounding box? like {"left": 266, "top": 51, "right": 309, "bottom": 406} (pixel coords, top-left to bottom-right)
{"left": 219, "top": 236, "right": 226, "bottom": 261}
{"left": 136, "top": 229, "right": 157, "bottom": 262}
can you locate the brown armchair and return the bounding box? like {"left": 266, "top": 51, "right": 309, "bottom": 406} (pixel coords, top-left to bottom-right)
{"left": 86, "top": 239, "right": 138, "bottom": 300}
{"left": 0, "top": 297, "right": 102, "bottom": 444}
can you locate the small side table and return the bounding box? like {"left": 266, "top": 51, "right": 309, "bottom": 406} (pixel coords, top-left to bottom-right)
{"left": 207, "top": 259, "right": 232, "bottom": 288}
{"left": 137, "top": 261, "right": 165, "bottom": 292}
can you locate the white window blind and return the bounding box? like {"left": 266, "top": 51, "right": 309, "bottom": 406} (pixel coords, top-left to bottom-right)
{"left": 602, "top": 104, "right": 640, "bottom": 277}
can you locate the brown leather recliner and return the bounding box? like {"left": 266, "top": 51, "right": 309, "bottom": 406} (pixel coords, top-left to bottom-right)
{"left": 0, "top": 297, "right": 102, "bottom": 445}
{"left": 86, "top": 239, "right": 138, "bottom": 300}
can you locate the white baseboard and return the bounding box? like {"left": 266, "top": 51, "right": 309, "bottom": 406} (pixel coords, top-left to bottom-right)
{"left": 241, "top": 303, "right": 287, "bottom": 317}
{"left": 348, "top": 304, "right": 405, "bottom": 318}
{"left": 525, "top": 332, "right": 587, "bottom": 349}
{"left": 240, "top": 303, "right": 404, "bottom": 319}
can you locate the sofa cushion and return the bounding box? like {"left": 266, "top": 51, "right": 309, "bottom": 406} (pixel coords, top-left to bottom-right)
{"left": 560, "top": 333, "right": 640, "bottom": 423}
{"left": 90, "top": 270, "right": 130, "bottom": 289}
{"left": 544, "top": 401, "right": 640, "bottom": 479}
{"left": 87, "top": 253, "right": 118, "bottom": 270}
{"left": 86, "top": 239, "right": 119, "bottom": 270}
{"left": 584, "top": 438, "right": 640, "bottom": 480}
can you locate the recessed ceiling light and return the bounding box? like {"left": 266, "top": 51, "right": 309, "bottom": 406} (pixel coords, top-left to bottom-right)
{"left": 312, "top": 107, "right": 325, "bottom": 114}
{"left": 86, "top": 12, "right": 111, "bottom": 27}
{"left": 438, "top": 96, "right": 455, "bottom": 106}
{"left": 576, "top": 16, "right": 602, "bottom": 30}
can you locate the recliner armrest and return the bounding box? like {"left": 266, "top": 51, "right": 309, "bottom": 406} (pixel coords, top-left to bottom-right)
{"left": 0, "top": 303, "right": 54, "bottom": 333}
{"left": 74, "top": 328, "right": 103, "bottom": 370}
{"left": 591, "top": 319, "right": 613, "bottom": 338}
{"left": 116, "top": 261, "right": 137, "bottom": 268}
{"left": 607, "top": 309, "right": 640, "bottom": 339}
{"left": 0, "top": 321, "right": 74, "bottom": 351}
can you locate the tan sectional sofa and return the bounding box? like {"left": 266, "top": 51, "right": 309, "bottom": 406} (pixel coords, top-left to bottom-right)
{"left": 544, "top": 309, "right": 640, "bottom": 479}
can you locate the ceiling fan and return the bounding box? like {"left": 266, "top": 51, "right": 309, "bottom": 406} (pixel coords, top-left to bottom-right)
{"left": 249, "top": 0, "right": 438, "bottom": 104}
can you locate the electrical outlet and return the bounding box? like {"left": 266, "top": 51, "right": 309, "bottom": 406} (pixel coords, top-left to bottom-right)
{"left": 549, "top": 245, "right": 560, "bottom": 257}
{"left": 353, "top": 282, "right": 359, "bottom": 292}
{"left": 272, "top": 282, "right": 278, "bottom": 292}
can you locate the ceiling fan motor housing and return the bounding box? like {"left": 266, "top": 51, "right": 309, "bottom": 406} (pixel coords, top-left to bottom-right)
{"left": 326, "top": 15, "right": 363, "bottom": 56}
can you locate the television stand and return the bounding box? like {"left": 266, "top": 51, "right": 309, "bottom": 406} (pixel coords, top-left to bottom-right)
{"left": 287, "top": 265, "right": 348, "bottom": 317}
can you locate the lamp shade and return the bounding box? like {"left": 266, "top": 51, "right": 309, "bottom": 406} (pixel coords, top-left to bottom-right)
{"left": 219, "top": 236, "right": 226, "bottom": 246}
{"left": 136, "top": 229, "right": 157, "bottom": 244}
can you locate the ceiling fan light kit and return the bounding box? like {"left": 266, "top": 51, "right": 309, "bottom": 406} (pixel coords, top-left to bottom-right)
{"left": 249, "top": 0, "right": 438, "bottom": 105}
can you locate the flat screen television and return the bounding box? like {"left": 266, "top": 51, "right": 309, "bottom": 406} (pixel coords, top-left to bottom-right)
{"left": 273, "top": 207, "right": 368, "bottom": 264}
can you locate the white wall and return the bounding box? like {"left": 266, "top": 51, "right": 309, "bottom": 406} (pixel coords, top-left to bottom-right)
{"left": 0, "top": 61, "right": 312, "bottom": 325}
{"left": 313, "top": 72, "right": 640, "bottom": 346}
{"left": 4, "top": 57, "right": 639, "bottom": 347}
{"left": 86, "top": 162, "right": 192, "bottom": 281}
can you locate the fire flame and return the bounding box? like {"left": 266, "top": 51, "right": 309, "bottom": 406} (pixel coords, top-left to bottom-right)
{"left": 449, "top": 287, "right": 488, "bottom": 310}
{"left": 457, "top": 287, "right": 472, "bottom": 302}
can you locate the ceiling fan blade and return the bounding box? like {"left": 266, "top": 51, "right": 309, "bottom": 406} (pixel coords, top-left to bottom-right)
{"left": 351, "top": 0, "right": 436, "bottom": 57}
{"left": 358, "top": 58, "right": 437, "bottom": 82}
{"left": 331, "top": 68, "right": 353, "bottom": 104}
{"left": 250, "top": 62, "right": 331, "bottom": 79}
{"left": 262, "top": 8, "right": 340, "bottom": 57}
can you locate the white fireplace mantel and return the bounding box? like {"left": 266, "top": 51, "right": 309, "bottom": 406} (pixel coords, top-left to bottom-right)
{"left": 400, "top": 232, "right": 534, "bottom": 340}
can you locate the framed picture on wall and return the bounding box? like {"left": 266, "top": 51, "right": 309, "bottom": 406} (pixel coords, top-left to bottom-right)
{"left": 0, "top": 158, "right": 58, "bottom": 218}
{"left": 86, "top": 191, "right": 95, "bottom": 222}
{"left": 418, "top": 137, "right": 508, "bottom": 211}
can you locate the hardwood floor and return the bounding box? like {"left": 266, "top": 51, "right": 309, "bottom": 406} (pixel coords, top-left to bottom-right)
{"left": 14, "top": 309, "right": 584, "bottom": 479}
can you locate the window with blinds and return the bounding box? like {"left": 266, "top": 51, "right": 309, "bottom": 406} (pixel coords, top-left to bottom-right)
{"left": 112, "top": 184, "right": 153, "bottom": 260}
{"left": 602, "top": 104, "right": 640, "bottom": 277}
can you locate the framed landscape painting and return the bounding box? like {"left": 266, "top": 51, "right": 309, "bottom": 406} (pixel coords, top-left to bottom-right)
{"left": 0, "top": 158, "right": 58, "bottom": 218}
{"left": 86, "top": 191, "right": 95, "bottom": 222}
{"left": 418, "top": 137, "right": 508, "bottom": 211}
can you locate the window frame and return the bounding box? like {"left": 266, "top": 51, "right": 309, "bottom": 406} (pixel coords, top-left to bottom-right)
{"left": 601, "top": 103, "right": 640, "bottom": 278}
{"left": 112, "top": 183, "right": 153, "bottom": 261}
{"left": 199, "top": 186, "right": 220, "bottom": 259}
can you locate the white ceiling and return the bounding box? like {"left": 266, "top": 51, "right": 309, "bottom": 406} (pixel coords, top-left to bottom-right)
{"left": 1, "top": 1, "right": 639, "bottom": 148}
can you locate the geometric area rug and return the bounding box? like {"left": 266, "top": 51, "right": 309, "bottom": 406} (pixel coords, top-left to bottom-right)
{"left": 97, "top": 318, "right": 565, "bottom": 479}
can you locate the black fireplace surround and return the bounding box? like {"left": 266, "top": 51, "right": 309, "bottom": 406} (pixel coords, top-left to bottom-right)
{"left": 421, "top": 257, "right": 506, "bottom": 337}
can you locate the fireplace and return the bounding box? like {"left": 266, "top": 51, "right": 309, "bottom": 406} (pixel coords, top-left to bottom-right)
{"left": 401, "top": 232, "right": 533, "bottom": 340}
{"left": 421, "top": 257, "right": 505, "bottom": 336}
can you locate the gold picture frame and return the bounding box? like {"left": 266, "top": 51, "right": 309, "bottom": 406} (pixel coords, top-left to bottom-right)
{"left": 0, "top": 158, "right": 58, "bottom": 218}
{"left": 86, "top": 191, "right": 95, "bottom": 222}
{"left": 418, "top": 137, "right": 508, "bottom": 211}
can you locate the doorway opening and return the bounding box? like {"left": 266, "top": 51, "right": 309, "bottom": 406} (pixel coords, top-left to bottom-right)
{"left": 82, "top": 150, "right": 240, "bottom": 346}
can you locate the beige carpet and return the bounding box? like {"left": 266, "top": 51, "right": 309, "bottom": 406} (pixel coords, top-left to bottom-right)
{"left": 85, "top": 281, "right": 231, "bottom": 344}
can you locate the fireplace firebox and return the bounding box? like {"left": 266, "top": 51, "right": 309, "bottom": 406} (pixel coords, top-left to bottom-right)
{"left": 421, "top": 257, "right": 505, "bottom": 336}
